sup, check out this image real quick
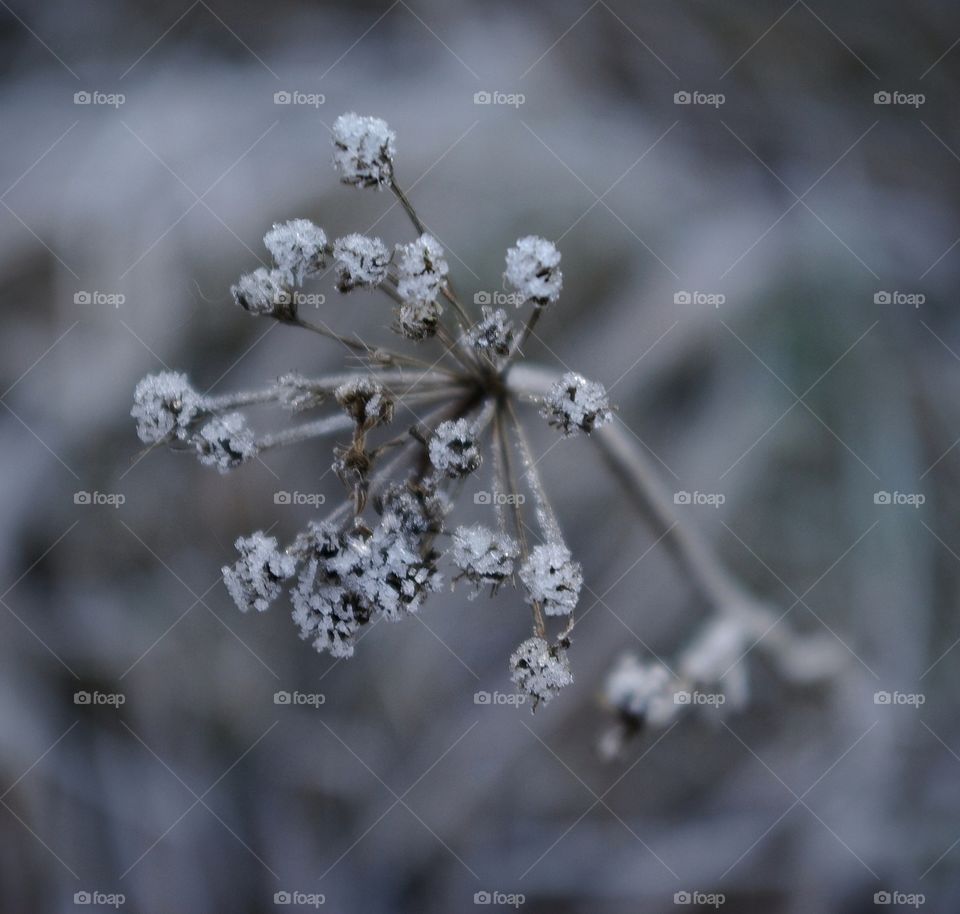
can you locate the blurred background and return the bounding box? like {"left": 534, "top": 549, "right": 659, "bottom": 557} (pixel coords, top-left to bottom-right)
{"left": 1, "top": 0, "right": 959, "bottom": 910}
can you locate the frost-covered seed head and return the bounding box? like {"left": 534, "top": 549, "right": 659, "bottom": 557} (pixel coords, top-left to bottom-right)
{"left": 519, "top": 542, "right": 582, "bottom": 615}
{"left": 450, "top": 525, "right": 519, "bottom": 594}
{"left": 131, "top": 371, "right": 203, "bottom": 443}
{"left": 332, "top": 233, "right": 390, "bottom": 292}
{"left": 395, "top": 299, "right": 442, "bottom": 341}
{"left": 510, "top": 636, "right": 573, "bottom": 708}
{"left": 331, "top": 113, "right": 396, "bottom": 189}
{"left": 263, "top": 219, "right": 327, "bottom": 285}
{"left": 465, "top": 306, "right": 514, "bottom": 358}
{"left": 223, "top": 532, "right": 295, "bottom": 614}
{"left": 335, "top": 377, "right": 394, "bottom": 428}
{"left": 395, "top": 234, "right": 448, "bottom": 306}
{"left": 604, "top": 656, "right": 678, "bottom": 726}
{"left": 376, "top": 480, "right": 448, "bottom": 536}
{"left": 193, "top": 413, "right": 258, "bottom": 472}
{"left": 504, "top": 236, "right": 562, "bottom": 305}
{"left": 231, "top": 267, "right": 292, "bottom": 318}
{"left": 540, "top": 372, "right": 612, "bottom": 436}
{"left": 428, "top": 419, "right": 482, "bottom": 478}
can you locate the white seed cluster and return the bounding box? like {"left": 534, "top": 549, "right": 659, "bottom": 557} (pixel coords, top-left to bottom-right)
{"left": 223, "top": 532, "right": 296, "bottom": 614}
{"left": 264, "top": 219, "right": 327, "bottom": 285}
{"left": 332, "top": 233, "right": 390, "bottom": 292}
{"left": 193, "top": 413, "right": 258, "bottom": 472}
{"left": 332, "top": 112, "right": 396, "bottom": 188}
{"left": 450, "top": 524, "right": 519, "bottom": 595}
{"left": 465, "top": 306, "right": 514, "bottom": 358}
{"left": 334, "top": 377, "right": 394, "bottom": 427}
{"left": 231, "top": 267, "right": 290, "bottom": 316}
{"left": 504, "top": 235, "right": 562, "bottom": 305}
{"left": 131, "top": 371, "right": 203, "bottom": 444}
{"left": 519, "top": 541, "right": 582, "bottom": 616}
{"left": 510, "top": 636, "right": 573, "bottom": 708}
{"left": 428, "top": 419, "right": 482, "bottom": 478}
{"left": 395, "top": 234, "right": 448, "bottom": 306}
{"left": 540, "top": 372, "right": 612, "bottom": 436}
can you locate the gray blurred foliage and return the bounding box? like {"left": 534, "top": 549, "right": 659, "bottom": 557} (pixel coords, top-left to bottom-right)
{"left": 1, "top": 0, "right": 959, "bottom": 911}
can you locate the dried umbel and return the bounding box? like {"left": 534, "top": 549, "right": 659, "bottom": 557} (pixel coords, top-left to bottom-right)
{"left": 133, "top": 112, "right": 830, "bottom": 720}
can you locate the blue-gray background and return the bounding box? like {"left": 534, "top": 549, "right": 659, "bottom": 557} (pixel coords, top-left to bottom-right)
{"left": 1, "top": 0, "right": 959, "bottom": 910}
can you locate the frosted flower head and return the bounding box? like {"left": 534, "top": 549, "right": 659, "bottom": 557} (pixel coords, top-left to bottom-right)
{"left": 429, "top": 419, "right": 481, "bottom": 478}
{"left": 395, "top": 234, "right": 448, "bottom": 306}
{"left": 231, "top": 267, "right": 293, "bottom": 319}
{"left": 519, "top": 541, "right": 582, "bottom": 615}
{"left": 504, "top": 236, "right": 562, "bottom": 305}
{"left": 605, "top": 656, "right": 678, "bottom": 727}
{"left": 465, "top": 307, "right": 514, "bottom": 358}
{"left": 377, "top": 480, "right": 448, "bottom": 536}
{"left": 335, "top": 377, "right": 394, "bottom": 428}
{"left": 193, "top": 412, "right": 258, "bottom": 472}
{"left": 395, "top": 299, "right": 442, "bottom": 340}
{"left": 263, "top": 219, "right": 327, "bottom": 285}
{"left": 450, "top": 524, "right": 519, "bottom": 595}
{"left": 332, "top": 233, "right": 390, "bottom": 292}
{"left": 510, "top": 636, "right": 573, "bottom": 709}
{"left": 223, "top": 532, "right": 295, "bottom": 614}
{"left": 132, "top": 371, "right": 203, "bottom": 443}
{"left": 540, "top": 372, "right": 612, "bottom": 436}
{"left": 332, "top": 113, "right": 396, "bottom": 189}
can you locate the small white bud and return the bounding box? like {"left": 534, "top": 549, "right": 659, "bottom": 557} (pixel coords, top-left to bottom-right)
{"left": 510, "top": 636, "right": 573, "bottom": 709}
{"left": 540, "top": 372, "right": 612, "bottom": 436}
{"left": 230, "top": 267, "right": 292, "bottom": 317}
{"left": 395, "top": 233, "right": 448, "bottom": 306}
{"left": 519, "top": 541, "right": 582, "bottom": 615}
{"left": 504, "top": 235, "right": 562, "bottom": 305}
{"left": 223, "top": 532, "right": 295, "bottom": 614}
{"left": 332, "top": 233, "right": 390, "bottom": 292}
{"left": 263, "top": 219, "right": 327, "bottom": 285}
{"left": 193, "top": 413, "right": 258, "bottom": 472}
{"left": 331, "top": 112, "right": 396, "bottom": 189}
{"left": 428, "top": 419, "right": 481, "bottom": 478}
{"left": 131, "top": 371, "right": 202, "bottom": 443}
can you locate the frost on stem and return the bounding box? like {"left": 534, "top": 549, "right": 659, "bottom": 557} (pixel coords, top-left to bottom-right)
{"left": 332, "top": 233, "right": 390, "bottom": 292}
{"left": 193, "top": 413, "right": 258, "bottom": 472}
{"left": 510, "top": 636, "right": 573, "bottom": 709}
{"left": 231, "top": 267, "right": 292, "bottom": 319}
{"left": 465, "top": 306, "right": 514, "bottom": 358}
{"left": 131, "top": 371, "right": 203, "bottom": 444}
{"left": 277, "top": 373, "right": 325, "bottom": 413}
{"left": 263, "top": 219, "right": 327, "bottom": 285}
{"left": 450, "top": 524, "right": 519, "bottom": 596}
{"left": 332, "top": 112, "right": 396, "bottom": 189}
{"left": 504, "top": 235, "right": 562, "bottom": 305}
{"left": 429, "top": 419, "right": 482, "bottom": 479}
{"left": 335, "top": 377, "right": 394, "bottom": 428}
{"left": 540, "top": 372, "right": 612, "bottom": 437}
{"left": 519, "top": 542, "right": 583, "bottom": 616}
{"left": 223, "top": 532, "right": 295, "bottom": 614}
{"left": 395, "top": 234, "right": 448, "bottom": 306}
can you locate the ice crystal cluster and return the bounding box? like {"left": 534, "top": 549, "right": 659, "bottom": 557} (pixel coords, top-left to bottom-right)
{"left": 131, "top": 112, "right": 617, "bottom": 711}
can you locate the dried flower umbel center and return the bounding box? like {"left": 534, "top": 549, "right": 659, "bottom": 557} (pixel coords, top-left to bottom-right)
{"left": 133, "top": 113, "right": 831, "bottom": 720}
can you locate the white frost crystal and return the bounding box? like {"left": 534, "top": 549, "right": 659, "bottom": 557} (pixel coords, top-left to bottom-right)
{"left": 332, "top": 112, "right": 396, "bottom": 188}
{"left": 276, "top": 373, "right": 325, "bottom": 412}
{"left": 504, "top": 235, "right": 562, "bottom": 305}
{"left": 428, "top": 419, "right": 481, "bottom": 478}
{"left": 395, "top": 234, "right": 448, "bottom": 306}
{"left": 540, "top": 372, "right": 612, "bottom": 436}
{"left": 519, "top": 541, "right": 582, "bottom": 615}
{"left": 230, "top": 267, "right": 290, "bottom": 316}
{"left": 465, "top": 306, "right": 514, "bottom": 358}
{"left": 450, "top": 524, "right": 519, "bottom": 594}
{"left": 510, "top": 636, "right": 573, "bottom": 708}
{"left": 332, "top": 233, "right": 390, "bottom": 292}
{"left": 193, "top": 412, "right": 258, "bottom": 471}
{"left": 264, "top": 219, "right": 327, "bottom": 285}
{"left": 131, "top": 371, "right": 202, "bottom": 443}
{"left": 223, "top": 532, "right": 295, "bottom": 614}
{"left": 335, "top": 377, "right": 394, "bottom": 427}
{"left": 396, "top": 299, "right": 442, "bottom": 341}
